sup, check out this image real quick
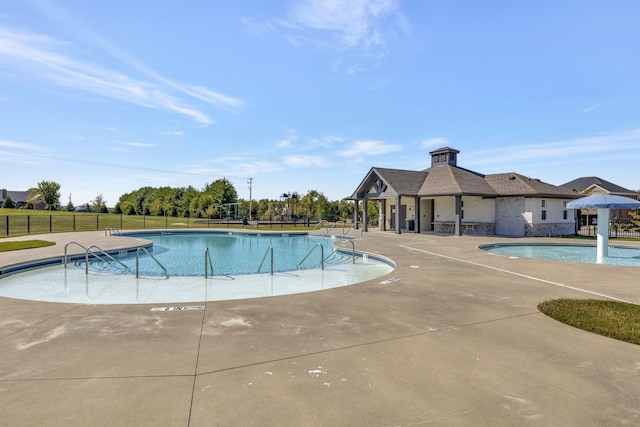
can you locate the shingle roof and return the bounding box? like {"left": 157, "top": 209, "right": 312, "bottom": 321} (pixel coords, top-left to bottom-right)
{"left": 418, "top": 165, "right": 496, "bottom": 197}
{"left": 351, "top": 162, "right": 578, "bottom": 199}
{"left": 372, "top": 167, "right": 427, "bottom": 195}
{"left": 486, "top": 173, "right": 579, "bottom": 198}
{"left": 560, "top": 176, "right": 636, "bottom": 195}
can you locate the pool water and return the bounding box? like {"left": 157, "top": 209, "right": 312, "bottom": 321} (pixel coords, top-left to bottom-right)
{"left": 109, "top": 232, "right": 341, "bottom": 276}
{"left": 0, "top": 231, "right": 395, "bottom": 304}
{"left": 481, "top": 243, "right": 640, "bottom": 266}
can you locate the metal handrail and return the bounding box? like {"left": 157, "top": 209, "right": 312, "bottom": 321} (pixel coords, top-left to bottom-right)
{"left": 105, "top": 227, "right": 122, "bottom": 237}
{"left": 135, "top": 247, "right": 168, "bottom": 278}
{"left": 342, "top": 221, "right": 364, "bottom": 237}
{"left": 322, "top": 222, "right": 337, "bottom": 238}
{"left": 64, "top": 241, "right": 88, "bottom": 268}
{"left": 257, "top": 245, "right": 273, "bottom": 275}
{"left": 205, "top": 247, "right": 214, "bottom": 278}
{"left": 85, "top": 245, "right": 129, "bottom": 274}
{"left": 298, "top": 243, "right": 324, "bottom": 270}
{"left": 325, "top": 239, "right": 356, "bottom": 264}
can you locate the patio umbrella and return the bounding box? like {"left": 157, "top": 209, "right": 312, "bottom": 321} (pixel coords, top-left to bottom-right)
{"left": 567, "top": 194, "right": 640, "bottom": 261}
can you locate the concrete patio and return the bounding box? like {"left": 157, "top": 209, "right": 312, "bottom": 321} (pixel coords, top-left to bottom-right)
{"left": 1, "top": 230, "right": 639, "bottom": 426}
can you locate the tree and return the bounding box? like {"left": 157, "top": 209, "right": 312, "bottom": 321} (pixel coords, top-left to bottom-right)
{"left": 25, "top": 187, "right": 40, "bottom": 209}
{"left": 92, "top": 194, "right": 108, "bottom": 213}
{"left": 37, "top": 181, "right": 61, "bottom": 210}
{"left": 203, "top": 178, "right": 238, "bottom": 216}
{"left": 1, "top": 194, "right": 15, "bottom": 208}
{"left": 65, "top": 194, "right": 75, "bottom": 212}
{"left": 630, "top": 210, "right": 640, "bottom": 228}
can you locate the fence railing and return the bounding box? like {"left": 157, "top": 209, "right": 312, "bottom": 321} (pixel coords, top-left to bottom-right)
{"left": 577, "top": 219, "right": 640, "bottom": 239}
{"left": 0, "top": 214, "right": 317, "bottom": 237}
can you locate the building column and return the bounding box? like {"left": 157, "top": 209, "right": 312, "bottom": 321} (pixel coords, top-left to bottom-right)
{"left": 454, "top": 195, "right": 462, "bottom": 236}
{"left": 395, "top": 196, "right": 402, "bottom": 234}
{"left": 362, "top": 199, "right": 368, "bottom": 232}
{"left": 380, "top": 199, "right": 386, "bottom": 231}
{"left": 414, "top": 196, "right": 421, "bottom": 233}
{"left": 353, "top": 200, "right": 359, "bottom": 229}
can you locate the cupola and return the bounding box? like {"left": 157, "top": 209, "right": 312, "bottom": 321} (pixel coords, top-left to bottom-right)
{"left": 429, "top": 147, "right": 459, "bottom": 167}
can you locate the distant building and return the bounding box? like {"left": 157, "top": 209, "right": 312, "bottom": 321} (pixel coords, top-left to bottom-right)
{"left": 0, "top": 188, "right": 46, "bottom": 209}
{"left": 349, "top": 147, "right": 580, "bottom": 236}
{"left": 560, "top": 177, "right": 639, "bottom": 224}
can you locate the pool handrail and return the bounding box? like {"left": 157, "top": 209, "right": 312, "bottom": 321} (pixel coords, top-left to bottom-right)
{"left": 205, "top": 247, "right": 214, "bottom": 278}
{"left": 85, "top": 245, "right": 129, "bottom": 275}
{"left": 298, "top": 242, "right": 324, "bottom": 270}
{"left": 105, "top": 227, "right": 122, "bottom": 237}
{"left": 64, "top": 241, "right": 89, "bottom": 268}
{"left": 324, "top": 239, "right": 355, "bottom": 264}
{"left": 135, "top": 247, "right": 168, "bottom": 278}
{"left": 257, "top": 245, "right": 274, "bottom": 275}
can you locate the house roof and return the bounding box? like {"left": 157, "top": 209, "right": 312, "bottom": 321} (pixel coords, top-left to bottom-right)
{"left": 486, "top": 173, "right": 579, "bottom": 198}
{"left": 418, "top": 165, "right": 496, "bottom": 197}
{"left": 374, "top": 167, "right": 428, "bottom": 195}
{"left": 0, "top": 190, "right": 28, "bottom": 203}
{"left": 560, "top": 176, "right": 636, "bottom": 196}
{"left": 352, "top": 166, "right": 577, "bottom": 200}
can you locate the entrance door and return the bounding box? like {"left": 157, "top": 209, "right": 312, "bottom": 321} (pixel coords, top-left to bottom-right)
{"left": 390, "top": 205, "right": 407, "bottom": 230}
{"left": 420, "top": 199, "right": 434, "bottom": 231}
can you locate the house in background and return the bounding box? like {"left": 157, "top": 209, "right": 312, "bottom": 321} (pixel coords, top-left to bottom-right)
{"left": 0, "top": 189, "right": 46, "bottom": 209}
{"left": 560, "top": 177, "right": 639, "bottom": 225}
{"left": 349, "top": 147, "right": 579, "bottom": 237}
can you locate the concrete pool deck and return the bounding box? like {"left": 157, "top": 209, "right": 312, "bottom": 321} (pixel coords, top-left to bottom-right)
{"left": 1, "top": 230, "right": 640, "bottom": 426}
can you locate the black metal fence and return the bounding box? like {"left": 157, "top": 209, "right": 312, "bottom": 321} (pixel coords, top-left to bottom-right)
{"left": 577, "top": 219, "right": 640, "bottom": 239}
{"left": 0, "top": 214, "right": 313, "bottom": 237}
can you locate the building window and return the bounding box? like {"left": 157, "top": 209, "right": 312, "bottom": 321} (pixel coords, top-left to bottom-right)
{"left": 541, "top": 199, "right": 546, "bottom": 208}
{"left": 541, "top": 210, "right": 547, "bottom": 220}
{"left": 563, "top": 210, "right": 568, "bottom": 220}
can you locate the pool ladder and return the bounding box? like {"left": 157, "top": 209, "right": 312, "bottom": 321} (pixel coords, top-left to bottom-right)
{"left": 64, "top": 241, "right": 168, "bottom": 278}
{"left": 64, "top": 241, "right": 129, "bottom": 274}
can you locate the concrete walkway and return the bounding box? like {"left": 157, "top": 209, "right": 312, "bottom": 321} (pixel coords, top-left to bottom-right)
{"left": 1, "top": 230, "right": 639, "bottom": 426}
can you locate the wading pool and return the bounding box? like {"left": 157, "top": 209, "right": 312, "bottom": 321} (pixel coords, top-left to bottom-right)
{"left": 0, "top": 231, "right": 395, "bottom": 305}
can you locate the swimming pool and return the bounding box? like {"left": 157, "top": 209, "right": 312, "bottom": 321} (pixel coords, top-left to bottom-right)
{"left": 100, "top": 231, "right": 344, "bottom": 276}
{"left": 480, "top": 243, "right": 640, "bottom": 267}
{"left": 0, "top": 231, "right": 395, "bottom": 304}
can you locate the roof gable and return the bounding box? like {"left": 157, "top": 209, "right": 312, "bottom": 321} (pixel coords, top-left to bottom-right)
{"left": 488, "top": 173, "right": 579, "bottom": 198}
{"left": 351, "top": 167, "right": 427, "bottom": 199}
{"left": 560, "top": 176, "right": 636, "bottom": 195}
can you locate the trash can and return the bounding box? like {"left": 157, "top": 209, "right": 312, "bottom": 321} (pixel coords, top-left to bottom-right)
{"left": 406, "top": 219, "right": 415, "bottom": 231}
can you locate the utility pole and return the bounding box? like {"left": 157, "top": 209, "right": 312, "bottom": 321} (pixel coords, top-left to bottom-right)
{"left": 247, "top": 178, "right": 253, "bottom": 221}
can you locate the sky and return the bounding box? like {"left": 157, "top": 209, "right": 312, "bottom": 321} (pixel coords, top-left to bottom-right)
{"left": 1, "top": 0, "right": 639, "bottom": 207}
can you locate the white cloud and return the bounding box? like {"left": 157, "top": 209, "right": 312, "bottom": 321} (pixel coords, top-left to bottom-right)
{"left": 286, "top": 0, "right": 403, "bottom": 51}
{"left": 284, "top": 154, "right": 329, "bottom": 168}
{"left": 0, "top": 26, "right": 242, "bottom": 125}
{"left": 277, "top": 139, "right": 293, "bottom": 148}
{"left": 120, "top": 141, "right": 156, "bottom": 148}
{"left": 421, "top": 137, "right": 448, "bottom": 149}
{"left": 338, "top": 139, "right": 402, "bottom": 157}
{"left": 0, "top": 138, "right": 43, "bottom": 151}
{"left": 466, "top": 129, "right": 640, "bottom": 171}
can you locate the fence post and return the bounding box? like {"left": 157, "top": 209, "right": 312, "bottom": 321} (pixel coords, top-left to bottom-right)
{"left": 96, "top": 214, "right": 99, "bottom": 231}
{"left": 49, "top": 215, "right": 52, "bottom": 233}
{"left": 5, "top": 216, "right": 8, "bottom": 236}
{"left": 27, "top": 215, "right": 30, "bottom": 234}
{"left": 73, "top": 215, "right": 76, "bottom": 231}
{"left": 120, "top": 213, "right": 123, "bottom": 229}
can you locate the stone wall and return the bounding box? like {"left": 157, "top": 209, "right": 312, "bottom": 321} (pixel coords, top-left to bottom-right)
{"left": 524, "top": 222, "right": 575, "bottom": 237}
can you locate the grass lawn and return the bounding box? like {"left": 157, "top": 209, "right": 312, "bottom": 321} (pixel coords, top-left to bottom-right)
{"left": 0, "top": 240, "right": 56, "bottom": 252}
{"left": 538, "top": 299, "right": 640, "bottom": 345}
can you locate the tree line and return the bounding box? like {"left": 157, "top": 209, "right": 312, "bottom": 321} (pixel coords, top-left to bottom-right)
{"left": 3, "top": 179, "right": 379, "bottom": 223}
